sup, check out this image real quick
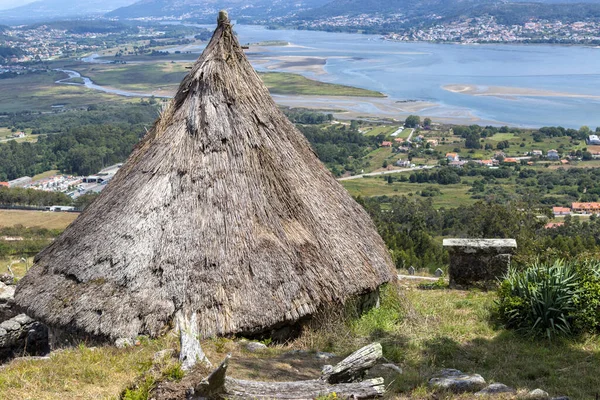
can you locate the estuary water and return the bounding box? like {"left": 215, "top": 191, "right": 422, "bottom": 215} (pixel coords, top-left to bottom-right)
{"left": 78, "top": 23, "right": 600, "bottom": 128}
{"left": 229, "top": 25, "right": 600, "bottom": 128}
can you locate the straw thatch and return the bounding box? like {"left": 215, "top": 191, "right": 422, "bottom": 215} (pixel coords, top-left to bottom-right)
{"left": 14, "top": 13, "right": 396, "bottom": 342}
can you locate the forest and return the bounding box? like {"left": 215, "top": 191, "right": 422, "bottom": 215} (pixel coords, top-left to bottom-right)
{"left": 360, "top": 195, "right": 600, "bottom": 272}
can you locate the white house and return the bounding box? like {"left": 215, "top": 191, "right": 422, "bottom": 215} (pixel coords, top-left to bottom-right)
{"left": 547, "top": 149, "right": 560, "bottom": 160}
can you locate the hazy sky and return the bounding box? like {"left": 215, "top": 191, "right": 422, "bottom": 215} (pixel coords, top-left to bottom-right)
{"left": 0, "top": 0, "right": 37, "bottom": 11}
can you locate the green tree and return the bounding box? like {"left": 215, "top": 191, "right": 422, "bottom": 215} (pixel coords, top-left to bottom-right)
{"left": 404, "top": 115, "right": 421, "bottom": 128}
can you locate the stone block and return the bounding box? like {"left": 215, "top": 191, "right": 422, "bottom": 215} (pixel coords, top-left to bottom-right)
{"left": 443, "top": 239, "right": 517, "bottom": 289}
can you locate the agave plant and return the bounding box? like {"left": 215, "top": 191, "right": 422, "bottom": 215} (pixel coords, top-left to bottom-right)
{"left": 497, "top": 259, "right": 581, "bottom": 339}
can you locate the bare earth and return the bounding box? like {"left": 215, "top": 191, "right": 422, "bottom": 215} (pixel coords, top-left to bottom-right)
{"left": 444, "top": 84, "right": 600, "bottom": 100}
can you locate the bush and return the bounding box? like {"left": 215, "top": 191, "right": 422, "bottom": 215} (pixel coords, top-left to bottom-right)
{"left": 496, "top": 259, "right": 600, "bottom": 338}
{"left": 572, "top": 260, "right": 600, "bottom": 333}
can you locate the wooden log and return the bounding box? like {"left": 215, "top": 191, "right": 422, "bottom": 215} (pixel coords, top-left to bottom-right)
{"left": 224, "top": 376, "right": 384, "bottom": 399}
{"left": 321, "top": 343, "right": 383, "bottom": 384}
{"left": 190, "top": 343, "right": 385, "bottom": 399}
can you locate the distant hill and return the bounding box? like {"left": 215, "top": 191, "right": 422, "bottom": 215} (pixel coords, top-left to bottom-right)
{"left": 0, "top": 0, "right": 138, "bottom": 23}
{"left": 300, "top": 0, "right": 600, "bottom": 25}
{"left": 106, "top": 0, "right": 332, "bottom": 21}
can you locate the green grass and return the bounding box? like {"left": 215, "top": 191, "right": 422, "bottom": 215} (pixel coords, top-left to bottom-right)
{"left": 398, "top": 128, "right": 414, "bottom": 139}
{"left": 341, "top": 177, "right": 475, "bottom": 208}
{"left": 299, "top": 282, "right": 600, "bottom": 399}
{"left": 259, "top": 72, "right": 385, "bottom": 97}
{"left": 0, "top": 70, "right": 133, "bottom": 112}
{"left": 71, "top": 63, "right": 385, "bottom": 98}
{"left": 363, "top": 147, "right": 396, "bottom": 172}
{"left": 364, "top": 125, "right": 399, "bottom": 137}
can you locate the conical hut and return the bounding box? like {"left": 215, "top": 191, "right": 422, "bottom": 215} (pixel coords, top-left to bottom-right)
{"left": 14, "top": 13, "right": 396, "bottom": 342}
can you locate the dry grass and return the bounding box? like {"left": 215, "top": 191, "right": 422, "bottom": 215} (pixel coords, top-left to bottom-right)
{"left": 0, "top": 335, "right": 177, "bottom": 400}
{"left": 0, "top": 210, "right": 78, "bottom": 229}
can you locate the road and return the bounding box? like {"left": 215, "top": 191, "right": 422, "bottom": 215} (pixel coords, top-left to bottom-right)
{"left": 338, "top": 165, "right": 436, "bottom": 181}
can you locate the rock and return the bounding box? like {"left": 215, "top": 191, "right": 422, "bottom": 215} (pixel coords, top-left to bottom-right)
{"left": 0, "top": 319, "right": 21, "bottom": 331}
{"left": 0, "top": 282, "right": 14, "bottom": 301}
{"left": 12, "top": 314, "right": 33, "bottom": 325}
{"left": 527, "top": 389, "right": 550, "bottom": 399}
{"left": 435, "top": 268, "right": 444, "bottom": 277}
{"left": 245, "top": 341, "right": 268, "bottom": 352}
{"left": 115, "top": 338, "right": 134, "bottom": 348}
{"left": 429, "top": 368, "right": 486, "bottom": 393}
{"left": 0, "top": 274, "right": 14, "bottom": 285}
{"left": 0, "top": 314, "right": 48, "bottom": 362}
{"left": 408, "top": 266, "right": 415, "bottom": 275}
{"left": 315, "top": 351, "right": 337, "bottom": 360}
{"left": 153, "top": 348, "right": 175, "bottom": 362}
{"left": 551, "top": 397, "right": 569, "bottom": 400}
{"left": 475, "top": 383, "right": 516, "bottom": 396}
{"left": 0, "top": 282, "right": 17, "bottom": 323}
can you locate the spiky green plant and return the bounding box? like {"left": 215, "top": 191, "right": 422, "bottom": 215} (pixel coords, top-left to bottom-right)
{"left": 496, "top": 259, "right": 581, "bottom": 339}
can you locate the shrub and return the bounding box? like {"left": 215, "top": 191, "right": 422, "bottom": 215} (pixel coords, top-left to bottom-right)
{"left": 496, "top": 259, "right": 580, "bottom": 338}
{"left": 496, "top": 259, "right": 600, "bottom": 339}
{"left": 572, "top": 260, "right": 600, "bottom": 333}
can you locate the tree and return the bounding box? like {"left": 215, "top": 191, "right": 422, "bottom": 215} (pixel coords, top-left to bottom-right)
{"left": 465, "top": 132, "right": 482, "bottom": 149}
{"left": 404, "top": 115, "right": 420, "bottom": 128}
{"left": 423, "top": 117, "right": 432, "bottom": 128}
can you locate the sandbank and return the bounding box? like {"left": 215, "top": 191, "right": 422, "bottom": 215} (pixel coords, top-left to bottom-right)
{"left": 444, "top": 84, "right": 600, "bottom": 100}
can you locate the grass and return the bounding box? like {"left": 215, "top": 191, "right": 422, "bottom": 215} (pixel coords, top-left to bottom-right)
{"left": 364, "top": 125, "right": 399, "bottom": 137}
{"left": 0, "top": 70, "right": 133, "bottom": 113}
{"left": 258, "top": 72, "right": 385, "bottom": 97}
{"left": 341, "top": 177, "right": 475, "bottom": 208}
{"left": 0, "top": 281, "right": 598, "bottom": 399}
{"left": 0, "top": 210, "right": 78, "bottom": 229}
{"left": 0, "top": 336, "right": 178, "bottom": 400}
{"left": 298, "top": 282, "right": 600, "bottom": 399}
{"left": 67, "top": 62, "right": 385, "bottom": 98}
{"left": 32, "top": 170, "right": 60, "bottom": 181}
{"left": 363, "top": 147, "right": 396, "bottom": 172}
{"left": 0, "top": 257, "right": 32, "bottom": 278}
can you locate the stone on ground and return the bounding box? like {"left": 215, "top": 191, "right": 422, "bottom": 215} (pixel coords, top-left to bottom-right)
{"left": 527, "top": 389, "right": 550, "bottom": 399}
{"left": 245, "top": 341, "right": 268, "bottom": 352}
{"left": 429, "top": 368, "right": 486, "bottom": 393}
{"left": 475, "top": 383, "right": 516, "bottom": 396}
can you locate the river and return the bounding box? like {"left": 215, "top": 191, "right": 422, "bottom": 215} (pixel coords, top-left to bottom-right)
{"left": 74, "top": 24, "right": 600, "bottom": 128}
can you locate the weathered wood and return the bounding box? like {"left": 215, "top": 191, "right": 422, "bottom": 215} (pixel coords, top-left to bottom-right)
{"left": 321, "top": 343, "right": 383, "bottom": 384}
{"left": 193, "top": 355, "right": 230, "bottom": 397}
{"left": 177, "top": 312, "right": 211, "bottom": 371}
{"left": 223, "top": 376, "right": 384, "bottom": 399}
{"left": 190, "top": 343, "right": 385, "bottom": 399}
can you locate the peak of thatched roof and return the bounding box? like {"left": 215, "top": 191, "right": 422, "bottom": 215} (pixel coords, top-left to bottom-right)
{"left": 14, "top": 13, "right": 396, "bottom": 341}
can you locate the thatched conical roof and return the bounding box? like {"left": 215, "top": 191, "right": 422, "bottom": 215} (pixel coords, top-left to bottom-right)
{"left": 14, "top": 13, "right": 396, "bottom": 341}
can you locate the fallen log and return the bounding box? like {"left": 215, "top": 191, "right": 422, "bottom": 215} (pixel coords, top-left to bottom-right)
{"left": 189, "top": 343, "right": 385, "bottom": 399}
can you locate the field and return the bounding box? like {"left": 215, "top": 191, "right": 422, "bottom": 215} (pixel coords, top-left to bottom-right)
{"left": 0, "top": 210, "right": 78, "bottom": 229}
{"left": 342, "top": 177, "right": 475, "bottom": 208}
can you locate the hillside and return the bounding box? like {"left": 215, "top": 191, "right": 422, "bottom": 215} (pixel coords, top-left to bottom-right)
{"left": 0, "top": 0, "right": 138, "bottom": 23}
{"left": 299, "top": 0, "right": 600, "bottom": 26}
{"left": 106, "top": 0, "right": 332, "bottom": 21}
